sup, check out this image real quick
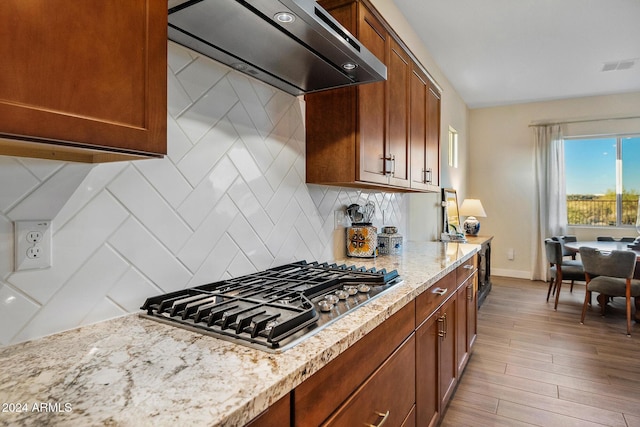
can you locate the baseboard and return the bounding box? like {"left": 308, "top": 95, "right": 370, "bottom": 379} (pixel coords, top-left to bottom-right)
{"left": 492, "top": 269, "right": 531, "bottom": 280}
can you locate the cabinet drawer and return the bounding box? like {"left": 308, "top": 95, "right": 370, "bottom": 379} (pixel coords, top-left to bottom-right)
{"left": 456, "top": 255, "right": 477, "bottom": 283}
{"left": 322, "top": 334, "right": 416, "bottom": 427}
{"left": 294, "top": 302, "right": 415, "bottom": 426}
{"left": 416, "top": 271, "right": 456, "bottom": 326}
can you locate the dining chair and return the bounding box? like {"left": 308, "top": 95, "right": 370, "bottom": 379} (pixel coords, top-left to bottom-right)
{"left": 545, "top": 239, "right": 586, "bottom": 310}
{"left": 552, "top": 235, "right": 579, "bottom": 259}
{"left": 620, "top": 237, "right": 636, "bottom": 243}
{"left": 551, "top": 235, "right": 583, "bottom": 291}
{"left": 597, "top": 236, "right": 615, "bottom": 241}
{"left": 579, "top": 247, "right": 640, "bottom": 336}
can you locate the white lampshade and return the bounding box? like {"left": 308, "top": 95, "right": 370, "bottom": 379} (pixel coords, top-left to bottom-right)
{"left": 459, "top": 199, "right": 487, "bottom": 218}
{"left": 459, "top": 199, "right": 486, "bottom": 235}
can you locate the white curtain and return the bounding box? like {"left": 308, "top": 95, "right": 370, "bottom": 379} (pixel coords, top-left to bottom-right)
{"left": 532, "top": 125, "right": 567, "bottom": 280}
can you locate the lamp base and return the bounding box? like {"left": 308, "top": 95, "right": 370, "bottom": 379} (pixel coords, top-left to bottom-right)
{"left": 463, "top": 216, "right": 481, "bottom": 235}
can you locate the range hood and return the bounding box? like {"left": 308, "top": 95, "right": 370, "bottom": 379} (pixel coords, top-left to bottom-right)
{"left": 167, "top": 0, "right": 387, "bottom": 96}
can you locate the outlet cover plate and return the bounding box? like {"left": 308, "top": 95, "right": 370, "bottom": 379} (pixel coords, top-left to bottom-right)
{"left": 15, "top": 220, "right": 52, "bottom": 271}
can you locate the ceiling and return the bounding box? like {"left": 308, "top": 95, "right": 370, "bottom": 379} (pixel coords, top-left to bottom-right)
{"left": 392, "top": 0, "right": 640, "bottom": 108}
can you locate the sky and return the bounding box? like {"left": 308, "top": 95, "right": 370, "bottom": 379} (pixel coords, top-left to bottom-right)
{"left": 565, "top": 136, "right": 640, "bottom": 195}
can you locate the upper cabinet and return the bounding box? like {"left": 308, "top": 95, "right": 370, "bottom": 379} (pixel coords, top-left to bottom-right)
{"left": 410, "top": 64, "right": 441, "bottom": 191}
{"left": 0, "top": 0, "right": 167, "bottom": 163}
{"left": 305, "top": 0, "right": 441, "bottom": 192}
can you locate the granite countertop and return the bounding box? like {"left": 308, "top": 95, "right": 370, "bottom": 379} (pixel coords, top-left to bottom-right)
{"left": 0, "top": 241, "right": 478, "bottom": 427}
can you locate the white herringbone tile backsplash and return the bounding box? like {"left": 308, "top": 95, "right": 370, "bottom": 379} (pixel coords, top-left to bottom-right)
{"left": 0, "top": 42, "right": 407, "bottom": 347}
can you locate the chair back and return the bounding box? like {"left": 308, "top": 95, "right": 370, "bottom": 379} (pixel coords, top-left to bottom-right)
{"left": 544, "top": 239, "right": 563, "bottom": 265}
{"left": 578, "top": 247, "right": 636, "bottom": 279}
{"left": 552, "top": 235, "right": 577, "bottom": 257}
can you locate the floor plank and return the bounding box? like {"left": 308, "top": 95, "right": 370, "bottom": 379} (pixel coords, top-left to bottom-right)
{"left": 441, "top": 276, "right": 640, "bottom": 427}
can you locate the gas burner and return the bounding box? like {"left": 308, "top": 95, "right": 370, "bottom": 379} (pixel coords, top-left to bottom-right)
{"left": 140, "top": 261, "right": 401, "bottom": 352}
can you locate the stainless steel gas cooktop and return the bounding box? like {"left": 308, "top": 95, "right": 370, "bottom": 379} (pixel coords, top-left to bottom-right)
{"left": 140, "top": 261, "right": 402, "bottom": 352}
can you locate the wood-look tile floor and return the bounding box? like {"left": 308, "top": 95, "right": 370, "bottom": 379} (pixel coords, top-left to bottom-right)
{"left": 440, "top": 276, "right": 640, "bottom": 427}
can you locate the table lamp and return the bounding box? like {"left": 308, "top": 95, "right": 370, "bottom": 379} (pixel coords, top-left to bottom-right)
{"left": 459, "top": 199, "right": 486, "bottom": 235}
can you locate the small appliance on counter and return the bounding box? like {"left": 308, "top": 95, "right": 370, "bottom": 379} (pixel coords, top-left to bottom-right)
{"left": 346, "top": 202, "right": 377, "bottom": 258}
{"left": 378, "top": 226, "right": 403, "bottom": 255}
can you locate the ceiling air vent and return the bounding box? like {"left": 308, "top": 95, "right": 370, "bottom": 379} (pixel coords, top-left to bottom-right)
{"left": 601, "top": 59, "right": 636, "bottom": 72}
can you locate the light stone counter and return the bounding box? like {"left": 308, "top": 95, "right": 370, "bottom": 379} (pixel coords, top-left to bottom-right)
{"left": 0, "top": 241, "right": 478, "bottom": 427}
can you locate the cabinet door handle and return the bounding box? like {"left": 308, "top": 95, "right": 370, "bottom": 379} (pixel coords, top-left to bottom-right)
{"left": 432, "top": 287, "right": 448, "bottom": 296}
{"left": 391, "top": 155, "right": 396, "bottom": 177}
{"left": 366, "top": 410, "right": 390, "bottom": 427}
{"left": 423, "top": 168, "right": 432, "bottom": 183}
{"left": 443, "top": 313, "right": 447, "bottom": 336}
{"left": 381, "top": 155, "right": 393, "bottom": 176}
{"left": 437, "top": 314, "right": 447, "bottom": 337}
{"left": 467, "top": 283, "right": 474, "bottom": 301}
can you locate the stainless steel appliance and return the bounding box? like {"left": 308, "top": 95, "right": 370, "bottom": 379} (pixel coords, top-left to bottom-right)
{"left": 141, "top": 261, "right": 401, "bottom": 352}
{"left": 167, "top": 0, "right": 387, "bottom": 95}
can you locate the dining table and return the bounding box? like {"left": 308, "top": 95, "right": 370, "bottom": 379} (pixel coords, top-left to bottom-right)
{"left": 564, "top": 240, "right": 640, "bottom": 261}
{"left": 564, "top": 239, "right": 640, "bottom": 321}
{"left": 565, "top": 240, "right": 640, "bottom": 278}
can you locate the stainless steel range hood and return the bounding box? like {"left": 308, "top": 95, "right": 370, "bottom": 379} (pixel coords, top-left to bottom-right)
{"left": 167, "top": 0, "right": 387, "bottom": 96}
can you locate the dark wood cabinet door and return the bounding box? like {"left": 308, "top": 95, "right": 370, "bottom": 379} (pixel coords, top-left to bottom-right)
{"left": 439, "top": 296, "right": 457, "bottom": 408}
{"left": 357, "top": 3, "right": 388, "bottom": 185}
{"left": 425, "top": 83, "right": 441, "bottom": 187}
{"left": 387, "top": 38, "right": 410, "bottom": 187}
{"left": 456, "top": 282, "right": 469, "bottom": 373}
{"left": 294, "top": 302, "right": 415, "bottom": 427}
{"left": 410, "top": 65, "right": 427, "bottom": 189}
{"left": 416, "top": 312, "right": 440, "bottom": 427}
{"left": 467, "top": 272, "right": 478, "bottom": 350}
{"left": 323, "top": 335, "right": 416, "bottom": 427}
{"left": 0, "top": 0, "right": 167, "bottom": 162}
{"left": 409, "top": 64, "right": 440, "bottom": 191}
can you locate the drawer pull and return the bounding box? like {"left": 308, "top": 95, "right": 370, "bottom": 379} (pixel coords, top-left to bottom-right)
{"left": 463, "top": 264, "right": 474, "bottom": 270}
{"left": 366, "top": 410, "right": 390, "bottom": 427}
{"left": 432, "top": 287, "right": 448, "bottom": 296}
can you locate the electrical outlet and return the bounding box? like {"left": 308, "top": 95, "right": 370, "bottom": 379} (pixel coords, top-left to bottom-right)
{"left": 26, "top": 231, "right": 43, "bottom": 244}
{"left": 14, "top": 220, "right": 52, "bottom": 271}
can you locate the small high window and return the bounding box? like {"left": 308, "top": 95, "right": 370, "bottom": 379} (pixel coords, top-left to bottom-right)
{"left": 448, "top": 126, "right": 458, "bottom": 168}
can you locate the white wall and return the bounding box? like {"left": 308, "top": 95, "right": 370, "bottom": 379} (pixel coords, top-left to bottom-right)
{"left": 0, "top": 42, "right": 410, "bottom": 347}
{"left": 468, "top": 91, "right": 640, "bottom": 278}
{"left": 369, "top": 0, "right": 471, "bottom": 241}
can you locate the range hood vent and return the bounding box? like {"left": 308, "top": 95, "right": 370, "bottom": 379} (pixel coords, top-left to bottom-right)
{"left": 168, "top": 0, "right": 387, "bottom": 96}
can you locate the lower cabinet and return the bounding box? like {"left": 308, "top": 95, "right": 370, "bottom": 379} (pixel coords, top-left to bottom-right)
{"left": 415, "top": 255, "right": 478, "bottom": 427}
{"left": 245, "top": 393, "right": 290, "bottom": 427}
{"left": 437, "top": 295, "right": 458, "bottom": 410}
{"left": 456, "top": 259, "right": 478, "bottom": 373}
{"left": 322, "top": 334, "right": 416, "bottom": 426}
{"left": 415, "top": 308, "right": 441, "bottom": 427}
{"left": 247, "top": 255, "right": 478, "bottom": 427}
{"left": 294, "top": 303, "right": 415, "bottom": 426}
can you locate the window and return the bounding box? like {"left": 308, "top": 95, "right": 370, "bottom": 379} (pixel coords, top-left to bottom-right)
{"left": 448, "top": 126, "right": 458, "bottom": 168}
{"left": 565, "top": 135, "right": 640, "bottom": 226}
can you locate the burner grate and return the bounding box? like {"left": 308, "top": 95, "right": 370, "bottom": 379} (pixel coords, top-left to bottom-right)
{"left": 140, "top": 261, "right": 400, "bottom": 351}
